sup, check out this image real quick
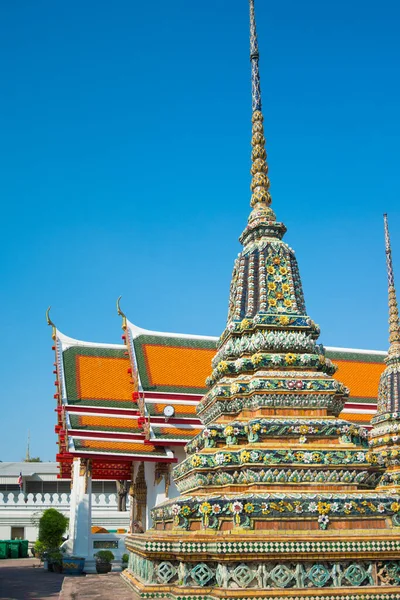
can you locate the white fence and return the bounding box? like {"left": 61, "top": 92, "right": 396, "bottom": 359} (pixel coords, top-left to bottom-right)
{"left": 0, "top": 492, "right": 130, "bottom": 508}
{"left": 0, "top": 492, "right": 130, "bottom": 543}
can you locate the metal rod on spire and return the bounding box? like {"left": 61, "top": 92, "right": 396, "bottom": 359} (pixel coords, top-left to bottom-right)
{"left": 248, "top": 0, "right": 274, "bottom": 218}
{"left": 250, "top": 0, "right": 262, "bottom": 113}
{"left": 383, "top": 214, "right": 400, "bottom": 357}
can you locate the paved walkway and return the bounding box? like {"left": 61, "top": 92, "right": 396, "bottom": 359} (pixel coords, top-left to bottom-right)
{"left": 60, "top": 573, "right": 139, "bottom": 600}
{"left": 0, "top": 559, "right": 144, "bottom": 600}
{"left": 0, "top": 558, "right": 64, "bottom": 599}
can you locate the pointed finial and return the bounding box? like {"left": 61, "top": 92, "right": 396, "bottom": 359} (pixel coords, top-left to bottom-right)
{"left": 383, "top": 214, "right": 400, "bottom": 359}
{"left": 46, "top": 306, "right": 57, "bottom": 340}
{"left": 248, "top": 0, "right": 275, "bottom": 222}
{"left": 117, "top": 296, "right": 127, "bottom": 329}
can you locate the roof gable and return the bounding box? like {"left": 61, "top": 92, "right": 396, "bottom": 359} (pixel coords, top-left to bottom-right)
{"left": 133, "top": 335, "right": 215, "bottom": 393}
{"left": 63, "top": 346, "right": 132, "bottom": 407}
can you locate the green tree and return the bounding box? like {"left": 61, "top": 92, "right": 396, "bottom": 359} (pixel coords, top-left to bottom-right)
{"left": 38, "top": 508, "right": 68, "bottom": 549}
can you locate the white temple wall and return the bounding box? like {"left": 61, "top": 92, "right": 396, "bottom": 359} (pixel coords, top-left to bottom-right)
{"left": 1, "top": 449, "right": 188, "bottom": 542}
{"left": 0, "top": 492, "right": 130, "bottom": 543}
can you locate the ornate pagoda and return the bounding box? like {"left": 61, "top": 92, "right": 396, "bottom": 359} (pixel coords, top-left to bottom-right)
{"left": 122, "top": 1, "right": 400, "bottom": 598}
{"left": 370, "top": 215, "right": 400, "bottom": 493}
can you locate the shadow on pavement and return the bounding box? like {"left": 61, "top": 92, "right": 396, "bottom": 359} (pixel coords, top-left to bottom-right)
{"left": 0, "top": 559, "right": 64, "bottom": 599}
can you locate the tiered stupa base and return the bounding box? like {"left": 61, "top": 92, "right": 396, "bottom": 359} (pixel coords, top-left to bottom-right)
{"left": 122, "top": 525, "right": 400, "bottom": 599}
{"left": 122, "top": 407, "right": 400, "bottom": 598}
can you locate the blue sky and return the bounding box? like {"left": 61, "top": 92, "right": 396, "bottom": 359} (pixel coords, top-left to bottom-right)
{"left": 1, "top": 0, "right": 400, "bottom": 461}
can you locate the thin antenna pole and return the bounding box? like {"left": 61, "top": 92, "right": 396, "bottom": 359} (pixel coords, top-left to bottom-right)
{"left": 26, "top": 431, "right": 31, "bottom": 461}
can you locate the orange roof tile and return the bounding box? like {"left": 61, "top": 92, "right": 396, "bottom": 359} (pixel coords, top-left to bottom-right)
{"left": 333, "top": 360, "right": 385, "bottom": 398}
{"left": 77, "top": 415, "right": 140, "bottom": 431}
{"left": 77, "top": 439, "right": 162, "bottom": 454}
{"left": 339, "top": 411, "right": 374, "bottom": 424}
{"left": 76, "top": 355, "right": 132, "bottom": 401}
{"left": 158, "top": 427, "right": 203, "bottom": 436}
{"left": 142, "top": 344, "right": 214, "bottom": 389}
{"left": 148, "top": 402, "right": 198, "bottom": 417}
{"left": 156, "top": 427, "right": 203, "bottom": 437}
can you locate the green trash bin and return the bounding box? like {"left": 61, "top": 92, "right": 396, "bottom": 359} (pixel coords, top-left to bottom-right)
{"left": 20, "top": 540, "right": 28, "bottom": 558}
{"left": 0, "top": 541, "right": 8, "bottom": 559}
{"left": 9, "top": 541, "right": 20, "bottom": 559}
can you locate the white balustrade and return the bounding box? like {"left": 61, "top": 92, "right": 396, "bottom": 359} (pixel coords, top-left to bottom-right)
{"left": 0, "top": 491, "right": 131, "bottom": 543}
{"left": 0, "top": 491, "right": 130, "bottom": 509}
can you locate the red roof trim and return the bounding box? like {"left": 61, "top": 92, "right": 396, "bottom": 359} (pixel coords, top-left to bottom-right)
{"left": 149, "top": 440, "right": 187, "bottom": 446}
{"left": 66, "top": 405, "right": 140, "bottom": 416}
{"left": 344, "top": 403, "right": 377, "bottom": 410}
{"left": 68, "top": 451, "right": 177, "bottom": 463}
{"left": 145, "top": 392, "right": 203, "bottom": 401}
{"left": 149, "top": 417, "right": 201, "bottom": 426}
{"left": 65, "top": 405, "right": 202, "bottom": 424}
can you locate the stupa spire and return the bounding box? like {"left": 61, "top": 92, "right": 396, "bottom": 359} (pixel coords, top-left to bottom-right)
{"left": 248, "top": 0, "right": 275, "bottom": 224}
{"left": 370, "top": 216, "right": 400, "bottom": 487}
{"left": 384, "top": 213, "right": 400, "bottom": 358}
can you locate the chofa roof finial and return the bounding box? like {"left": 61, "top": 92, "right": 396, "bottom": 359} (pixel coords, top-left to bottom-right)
{"left": 46, "top": 306, "right": 57, "bottom": 340}
{"left": 116, "top": 295, "right": 127, "bottom": 329}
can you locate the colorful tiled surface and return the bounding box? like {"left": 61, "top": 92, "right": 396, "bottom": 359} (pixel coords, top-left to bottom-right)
{"left": 60, "top": 338, "right": 387, "bottom": 431}
{"left": 151, "top": 426, "right": 203, "bottom": 441}
{"left": 133, "top": 335, "right": 215, "bottom": 394}
{"left": 146, "top": 403, "right": 199, "bottom": 418}
{"left": 73, "top": 438, "right": 168, "bottom": 457}
{"left": 57, "top": 335, "right": 388, "bottom": 465}
{"left": 63, "top": 347, "right": 132, "bottom": 407}
{"left": 69, "top": 414, "right": 141, "bottom": 433}
{"left": 133, "top": 340, "right": 385, "bottom": 426}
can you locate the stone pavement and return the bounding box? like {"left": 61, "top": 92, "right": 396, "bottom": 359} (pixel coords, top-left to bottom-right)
{"left": 0, "top": 558, "right": 64, "bottom": 599}
{"left": 59, "top": 572, "right": 140, "bottom": 600}
{"left": 0, "top": 558, "right": 145, "bottom": 600}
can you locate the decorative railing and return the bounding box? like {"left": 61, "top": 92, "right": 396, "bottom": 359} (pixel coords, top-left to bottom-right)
{"left": 0, "top": 492, "right": 130, "bottom": 509}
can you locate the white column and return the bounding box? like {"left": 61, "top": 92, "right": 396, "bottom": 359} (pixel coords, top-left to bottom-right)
{"left": 65, "top": 458, "right": 96, "bottom": 573}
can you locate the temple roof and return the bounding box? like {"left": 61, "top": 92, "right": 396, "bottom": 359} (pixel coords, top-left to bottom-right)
{"left": 51, "top": 329, "right": 176, "bottom": 477}
{"left": 125, "top": 320, "right": 216, "bottom": 396}
{"left": 125, "top": 322, "right": 386, "bottom": 426}
{"left": 50, "top": 320, "right": 387, "bottom": 477}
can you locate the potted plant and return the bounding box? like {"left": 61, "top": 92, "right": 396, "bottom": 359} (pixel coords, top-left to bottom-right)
{"left": 33, "top": 540, "right": 45, "bottom": 560}
{"left": 122, "top": 553, "right": 129, "bottom": 570}
{"left": 94, "top": 550, "right": 115, "bottom": 574}
{"left": 35, "top": 508, "right": 68, "bottom": 571}
{"left": 61, "top": 554, "right": 85, "bottom": 575}
{"left": 47, "top": 549, "right": 63, "bottom": 573}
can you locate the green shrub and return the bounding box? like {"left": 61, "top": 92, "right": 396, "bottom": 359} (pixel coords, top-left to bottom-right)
{"left": 122, "top": 553, "right": 129, "bottom": 564}
{"left": 94, "top": 550, "right": 115, "bottom": 563}
{"left": 33, "top": 540, "right": 46, "bottom": 558}
{"left": 47, "top": 549, "right": 63, "bottom": 566}
{"left": 38, "top": 508, "right": 68, "bottom": 550}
